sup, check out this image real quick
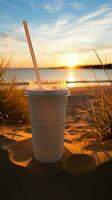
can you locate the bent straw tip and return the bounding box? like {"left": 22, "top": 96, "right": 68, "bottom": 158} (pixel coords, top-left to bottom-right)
{"left": 23, "top": 20, "right": 27, "bottom": 25}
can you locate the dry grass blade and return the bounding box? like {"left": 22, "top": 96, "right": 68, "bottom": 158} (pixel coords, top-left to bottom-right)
{"left": 76, "top": 51, "right": 112, "bottom": 142}
{"left": 93, "top": 49, "right": 112, "bottom": 84}
{"left": 0, "top": 56, "right": 29, "bottom": 125}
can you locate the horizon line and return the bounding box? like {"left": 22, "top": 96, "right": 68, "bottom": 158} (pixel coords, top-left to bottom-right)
{"left": 9, "top": 63, "right": 112, "bottom": 69}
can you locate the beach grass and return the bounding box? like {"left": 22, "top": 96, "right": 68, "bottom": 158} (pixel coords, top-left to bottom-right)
{"left": 90, "top": 91, "right": 112, "bottom": 141}
{"left": 89, "top": 51, "right": 112, "bottom": 141}
{"left": 0, "top": 57, "right": 29, "bottom": 125}
{"left": 90, "top": 75, "right": 112, "bottom": 141}
{"left": 79, "top": 51, "right": 112, "bottom": 141}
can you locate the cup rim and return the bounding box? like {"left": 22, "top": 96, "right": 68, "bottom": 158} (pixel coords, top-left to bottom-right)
{"left": 26, "top": 89, "right": 70, "bottom": 96}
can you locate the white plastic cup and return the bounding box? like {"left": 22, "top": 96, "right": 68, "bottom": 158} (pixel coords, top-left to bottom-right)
{"left": 27, "top": 81, "right": 70, "bottom": 163}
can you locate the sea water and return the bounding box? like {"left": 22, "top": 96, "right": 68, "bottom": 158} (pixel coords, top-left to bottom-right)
{"left": 5, "top": 68, "right": 112, "bottom": 87}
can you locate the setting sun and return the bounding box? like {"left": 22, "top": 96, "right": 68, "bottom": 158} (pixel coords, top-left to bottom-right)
{"left": 61, "top": 54, "right": 79, "bottom": 68}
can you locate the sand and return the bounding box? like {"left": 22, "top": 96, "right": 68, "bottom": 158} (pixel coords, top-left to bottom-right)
{"left": 0, "top": 85, "right": 111, "bottom": 168}
{"left": 0, "top": 85, "right": 112, "bottom": 200}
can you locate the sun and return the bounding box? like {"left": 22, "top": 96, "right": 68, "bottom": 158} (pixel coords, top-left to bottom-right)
{"left": 61, "top": 53, "right": 79, "bottom": 68}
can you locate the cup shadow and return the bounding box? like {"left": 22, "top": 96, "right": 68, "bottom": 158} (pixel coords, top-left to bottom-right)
{"left": 9, "top": 138, "right": 33, "bottom": 163}
{"left": 26, "top": 147, "right": 71, "bottom": 176}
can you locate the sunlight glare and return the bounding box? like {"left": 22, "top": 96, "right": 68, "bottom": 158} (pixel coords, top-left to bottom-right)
{"left": 65, "top": 54, "right": 79, "bottom": 68}
{"left": 68, "top": 71, "right": 75, "bottom": 82}
{"left": 67, "top": 70, "right": 76, "bottom": 87}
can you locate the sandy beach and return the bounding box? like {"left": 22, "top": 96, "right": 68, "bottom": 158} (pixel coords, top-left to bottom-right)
{"left": 0, "top": 85, "right": 112, "bottom": 200}
{"left": 0, "top": 85, "right": 112, "bottom": 166}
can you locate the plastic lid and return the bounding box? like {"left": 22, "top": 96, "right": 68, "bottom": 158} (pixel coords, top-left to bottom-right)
{"left": 26, "top": 89, "right": 70, "bottom": 96}
{"left": 26, "top": 81, "right": 70, "bottom": 96}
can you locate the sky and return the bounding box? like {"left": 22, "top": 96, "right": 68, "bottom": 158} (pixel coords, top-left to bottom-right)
{"left": 0, "top": 0, "right": 112, "bottom": 68}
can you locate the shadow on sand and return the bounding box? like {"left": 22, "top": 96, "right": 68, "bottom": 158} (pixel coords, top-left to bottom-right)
{"left": 0, "top": 138, "right": 112, "bottom": 200}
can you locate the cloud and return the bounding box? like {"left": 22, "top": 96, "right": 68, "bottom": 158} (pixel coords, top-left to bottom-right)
{"left": 69, "top": 2, "right": 84, "bottom": 10}
{"left": 1, "top": 2, "right": 112, "bottom": 66}
{"left": 35, "top": 3, "right": 112, "bottom": 54}
{"left": 35, "top": 15, "right": 72, "bottom": 36}
{"left": 0, "top": 32, "right": 10, "bottom": 39}
{"left": 13, "top": 3, "right": 112, "bottom": 57}
{"left": 79, "top": 3, "right": 112, "bottom": 23}
{"left": 4, "top": 6, "right": 112, "bottom": 45}
{"left": 30, "top": 0, "right": 64, "bottom": 13}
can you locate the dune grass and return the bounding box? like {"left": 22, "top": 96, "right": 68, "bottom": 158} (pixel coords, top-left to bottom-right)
{"left": 0, "top": 57, "right": 29, "bottom": 125}
{"left": 90, "top": 91, "right": 112, "bottom": 141}
{"left": 89, "top": 86, "right": 112, "bottom": 141}
{"left": 83, "top": 51, "right": 112, "bottom": 141}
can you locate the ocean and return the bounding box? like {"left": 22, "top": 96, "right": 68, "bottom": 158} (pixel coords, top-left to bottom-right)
{"left": 5, "top": 68, "right": 112, "bottom": 87}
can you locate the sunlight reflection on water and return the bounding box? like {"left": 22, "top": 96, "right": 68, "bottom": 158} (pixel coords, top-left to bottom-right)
{"left": 5, "top": 68, "right": 112, "bottom": 88}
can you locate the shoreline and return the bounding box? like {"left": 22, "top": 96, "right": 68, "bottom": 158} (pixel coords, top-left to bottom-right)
{"left": 3, "top": 80, "right": 112, "bottom": 85}
{"left": 68, "top": 84, "right": 112, "bottom": 94}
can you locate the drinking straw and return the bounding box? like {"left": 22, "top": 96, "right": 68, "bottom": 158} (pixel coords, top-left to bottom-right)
{"left": 23, "top": 20, "right": 41, "bottom": 87}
